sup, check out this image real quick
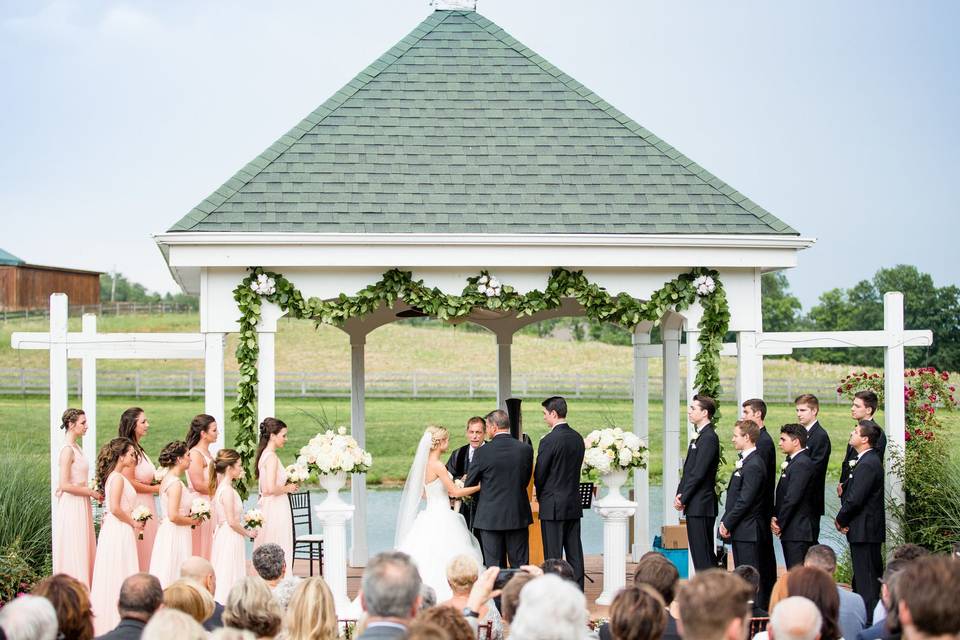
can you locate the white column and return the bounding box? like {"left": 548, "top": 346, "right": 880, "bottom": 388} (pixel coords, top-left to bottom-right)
{"left": 350, "top": 334, "right": 369, "bottom": 567}
{"left": 81, "top": 314, "right": 97, "bottom": 473}
{"left": 256, "top": 302, "right": 285, "bottom": 426}
{"left": 49, "top": 293, "right": 69, "bottom": 567}
{"left": 315, "top": 497, "right": 355, "bottom": 615}
{"left": 662, "top": 327, "right": 681, "bottom": 526}
{"left": 736, "top": 331, "right": 763, "bottom": 405}
{"left": 685, "top": 327, "right": 701, "bottom": 578}
{"left": 496, "top": 332, "right": 512, "bottom": 409}
{"left": 883, "top": 292, "right": 906, "bottom": 537}
{"left": 632, "top": 328, "right": 651, "bottom": 560}
{"left": 205, "top": 333, "right": 226, "bottom": 451}
{"left": 594, "top": 485, "right": 637, "bottom": 606}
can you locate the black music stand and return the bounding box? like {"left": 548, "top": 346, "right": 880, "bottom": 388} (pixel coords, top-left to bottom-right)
{"left": 579, "top": 482, "right": 596, "bottom": 583}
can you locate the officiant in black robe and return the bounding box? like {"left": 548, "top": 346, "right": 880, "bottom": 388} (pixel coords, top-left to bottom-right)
{"left": 446, "top": 416, "right": 486, "bottom": 540}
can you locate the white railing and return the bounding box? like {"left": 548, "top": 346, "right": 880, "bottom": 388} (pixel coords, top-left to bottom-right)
{"left": 0, "top": 302, "right": 195, "bottom": 322}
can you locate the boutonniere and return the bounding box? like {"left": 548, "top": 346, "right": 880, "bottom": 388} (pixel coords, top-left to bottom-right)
{"left": 848, "top": 459, "right": 858, "bottom": 470}
{"left": 781, "top": 460, "right": 789, "bottom": 470}
{"left": 735, "top": 459, "right": 743, "bottom": 470}
{"left": 689, "top": 441, "right": 697, "bottom": 450}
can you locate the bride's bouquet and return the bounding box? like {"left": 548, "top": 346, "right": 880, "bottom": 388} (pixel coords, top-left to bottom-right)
{"left": 189, "top": 498, "right": 211, "bottom": 530}
{"left": 297, "top": 427, "right": 373, "bottom": 479}
{"left": 582, "top": 427, "right": 648, "bottom": 474}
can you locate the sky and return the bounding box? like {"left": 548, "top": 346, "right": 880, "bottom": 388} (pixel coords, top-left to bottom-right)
{"left": 1, "top": 0, "right": 957, "bottom": 309}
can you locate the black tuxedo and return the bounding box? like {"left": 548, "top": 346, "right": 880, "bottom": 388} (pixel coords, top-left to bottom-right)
{"left": 836, "top": 449, "right": 885, "bottom": 614}
{"left": 446, "top": 442, "right": 483, "bottom": 536}
{"left": 534, "top": 423, "right": 586, "bottom": 589}
{"left": 96, "top": 618, "right": 146, "bottom": 640}
{"left": 464, "top": 432, "right": 534, "bottom": 568}
{"left": 839, "top": 420, "right": 886, "bottom": 486}
{"left": 774, "top": 448, "right": 818, "bottom": 567}
{"left": 805, "top": 421, "right": 832, "bottom": 528}
{"left": 755, "top": 427, "right": 777, "bottom": 608}
{"left": 676, "top": 423, "right": 720, "bottom": 570}
{"left": 721, "top": 450, "right": 768, "bottom": 573}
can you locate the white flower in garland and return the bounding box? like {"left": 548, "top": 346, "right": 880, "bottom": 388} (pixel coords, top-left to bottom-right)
{"left": 692, "top": 274, "right": 716, "bottom": 297}
{"left": 250, "top": 273, "right": 277, "bottom": 296}
{"left": 476, "top": 274, "right": 502, "bottom": 298}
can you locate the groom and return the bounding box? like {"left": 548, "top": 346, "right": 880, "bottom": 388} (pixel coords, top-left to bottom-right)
{"left": 464, "top": 409, "right": 534, "bottom": 568}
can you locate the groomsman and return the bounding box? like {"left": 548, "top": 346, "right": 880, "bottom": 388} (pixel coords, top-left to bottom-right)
{"left": 534, "top": 396, "right": 586, "bottom": 590}
{"left": 772, "top": 423, "right": 818, "bottom": 568}
{"left": 740, "top": 398, "right": 777, "bottom": 609}
{"left": 446, "top": 416, "right": 486, "bottom": 537}
{"left": 838, "top": 390, "right": 887, "bottom": 496}
{"left": 835, "top": 420, "right": 885, "bottom": 615}
{"left": 795, "top": 394, "right": 831, "bottom": 543}
{"left": 675, "top": 395, "right": 720, "bottom": 571}
{"left": 719, "top": 420, "right": 768, "bottom": 573}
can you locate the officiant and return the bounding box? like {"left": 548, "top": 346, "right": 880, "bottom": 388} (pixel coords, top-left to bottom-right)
{"left": 446, "top": 416, "right": 486, "bottom": 540}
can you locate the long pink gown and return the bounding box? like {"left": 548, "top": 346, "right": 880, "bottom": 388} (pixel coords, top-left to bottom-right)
{"left": 253, "top": 450, "right": 293, "bottom": 578}
{"left": 211, "top": 481, "right": 248, "bottom": 602}
{"left": 148, "top": 476, "right": 193, "bottom": 588}
{"left": 132, "top": 451, "right": 159, "bottom": 571}
{"left": 186, "top": 448, "right": 214, "bottom": 560}
{"left": 90, "top": 472, "right": 140, "bottom": 636}
{"left": 53, "top": 443, "right": 96, "bottom": 587}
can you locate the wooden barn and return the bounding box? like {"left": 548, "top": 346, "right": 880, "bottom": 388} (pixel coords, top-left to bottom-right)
{"left": 0, "top": 248, "right": 101, "bottom": 311}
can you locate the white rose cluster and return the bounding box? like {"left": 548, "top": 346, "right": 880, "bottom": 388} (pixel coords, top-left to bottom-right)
{"left": 582, "top": 427, "right": 648, "bottom": 474}
{"left": 297, "top": 426, "right": 373, "bottom": 477}
{"left": 250, "top": 273, "right": 277, "bottom": 296}
{"left": 692, "top": 274, "right": 716, "bottom": 297}
{"left": 284, "top": 463, "right": 310, "bottom": 485}
{"left": 475, "top": 274, "right": 502, "bottom": 297}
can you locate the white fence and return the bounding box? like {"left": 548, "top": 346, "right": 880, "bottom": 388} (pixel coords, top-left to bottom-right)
{"left": 0, "top": 302, "right": 195, "bottom": 322}
{"left": 0, "top": 368, "right": 846, "bottom": 403}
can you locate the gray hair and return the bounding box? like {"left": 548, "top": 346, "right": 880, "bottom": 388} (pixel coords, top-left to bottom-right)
{"left": 360, "top": 551, "right": 422, "bottom": 619}
{"left": 142, "top": 608, "right": 207, "bottom": 640}
{"left": 0, "top": 595, "right": 59, "bottom": 640}
{"left": 118, "top": 573, "right": 164, "bottom": 619}
{"left": 510, "top": 574, "right": 587, "bottom": 640}
{"left": 485, "top": 409, "right": 510, "bottom": 431}
{"left": 419, "top": 584, "right": 437, "bottom": 611}
{"left": 770, "top": 597, "right": 822, "bottom": 640}
{"left": 252, "top": 543, "right": 286, "bottom": 581}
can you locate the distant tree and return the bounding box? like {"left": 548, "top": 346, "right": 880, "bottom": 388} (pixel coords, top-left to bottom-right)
{"left": 99, "top": 273, "right": 199, "bottom": 310}
{"left": 761, "top": 272, "right": 802, "bottom": 332}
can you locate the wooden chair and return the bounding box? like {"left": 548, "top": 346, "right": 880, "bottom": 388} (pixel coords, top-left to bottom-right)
{"left": 749, "top": 617, "right": 770, "bottom": 637}
{"left": 288, "top": 491, "right": 323, "bottom": 576}
{"left": 477, "top": 622, "right": 492, "bottom": 640}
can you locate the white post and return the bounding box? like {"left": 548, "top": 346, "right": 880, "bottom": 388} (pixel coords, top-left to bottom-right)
{"left": 256, "top": 302, "right": 285, "bottom": 426}
{"left": 736, "top": 331, "right": 763, "bottom": 405}
{"left": 685, "top": 326, "right": 701, "bottom": 578}
{"left": 662, "top": 327, "right": 681, "bottom": 527}
{"left": 204, "top": 333, "right": 226, "bottom": 451}
{"left": 594, "top": 486, "right": 637, "bottom": 606}
{"left": 350, "top": 334, "right": 369, "bottom": 567}
{"left": 496, "top": 332, "right": 512, "bottom": 409}
{"left": 632, "top": 328, "right": 652, "bottom": 560}
{"left": 883, "top": 292, "right": 906, "bottom": 536}
{"left": 49, "top": 294, "right": 69, "bottom": 567}
{"left": 315, "top": 497, "right": 355, "bottom": 615}
{"left": 81, "top": 314, "right": 97, "bottom": 473}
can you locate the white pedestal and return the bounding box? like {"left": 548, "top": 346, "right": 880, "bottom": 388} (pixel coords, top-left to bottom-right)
{"left": 594, "top": 491, "right": 637, "bottom": 606}
{"left": 315, "top": 500, "right": 355, "bottom": 615}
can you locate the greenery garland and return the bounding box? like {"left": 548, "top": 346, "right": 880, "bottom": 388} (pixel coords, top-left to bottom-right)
{"left": 230, "top": 266, "right": 729, "bottom": 495}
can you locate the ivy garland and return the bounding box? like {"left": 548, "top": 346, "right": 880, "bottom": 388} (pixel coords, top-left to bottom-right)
{"left": 230, "top": 266, "right": 730, "bottom": 495}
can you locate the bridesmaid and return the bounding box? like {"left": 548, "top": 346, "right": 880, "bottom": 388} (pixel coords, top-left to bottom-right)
{"left": 209, "top": 448, "right": 258, "bottom": 602}
{"left": 185, "top": 414, "right": 218, "bottom": 560}
{"left": 148, "top": 441, "right": 194, "bottom": 588}
{"left": 90, "top": 438, "right": 143, "bottom": 636}
{"left": 53, "top": 408, "right": 100, "bottom": 587}
{"left": 118, "top": 407, "right": 159, "bottom": 571}
{"left": 252, "top": 417, "right": 298, "bottom": 578}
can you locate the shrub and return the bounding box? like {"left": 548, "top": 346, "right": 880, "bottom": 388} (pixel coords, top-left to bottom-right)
{"left": 0, "top": 450, "right": 51, "bottom": 602}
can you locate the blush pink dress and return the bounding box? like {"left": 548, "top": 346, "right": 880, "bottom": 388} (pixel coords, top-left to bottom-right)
{"left": 90, "top": 472, "right": 140, "bottom": 636}
{"left": 186, "top": 448, "right": 214, "bottom": 560}
{"left": 148, "top": 475, "right": 193, "bottom": 588}
{"left": 211, "top": 481, "right": 248, "bottom": 602}
{"left": 53, "top": 443, "right": 96, "bottom": 586}
{"left": 253, "top": 450, "right": 293, "bottom": 578}
{"left": 131, "top": 450, "right": 159, "bottom": 571}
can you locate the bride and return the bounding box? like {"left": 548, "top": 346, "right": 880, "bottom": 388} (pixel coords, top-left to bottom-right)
{"left": 396, "top": 425, "right": 483, "bottom": 601}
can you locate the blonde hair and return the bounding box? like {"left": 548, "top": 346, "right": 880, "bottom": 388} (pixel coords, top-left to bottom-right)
{"left": 142, "top": 608, "right": 207, "bottom": 640}
{"left": 426, "top": 425, "right": 449, "bottom": 451}
{"left": 223, "top": 577, "right": 282, "bottom": 638}
{"left": 163, "top": 578, "right": 214, "bottom": 624}
{"left": 284, "top": 577, "right": 338, "bottom": 640}
{"left": 445, "top": 554, "right": 480, "bottom": 593}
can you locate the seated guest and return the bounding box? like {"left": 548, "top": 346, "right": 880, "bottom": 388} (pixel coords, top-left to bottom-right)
{"left": 252, "top": 543, "right": 301, "bottom": 610}
{"left": 357, "top": 551, "right": 423, "bottom": 640}
{"left": 210, "top": 631, "right": 256, "bottom": 640}
{"left": 734, "top": 565, "right": 769, "bottom": 618}
{"left": 141, "top": 609, "right": 206, "bottom": 640}
{"left": 0, "top": 594, "right": 59, "bottom": 640}
{"left": 223, "top": 577, "right": 283, "bottom": 640}
{"left": 896, "top": 556, "right": 960, "bottom": 640}
{"left": 609, "top": 584, "right": 667, "bottom": 640}
{"left": 283, "top": 577, "right": 338, "bottom": 640}
{"left": 541, "top": 558, "right": 577, "bottom": 583}
{"left": 32, "top": 573, "right": 94, "bottom": 640}
{"left": 180, "top": 556, "right": 224, "bottom": 631}
{"left": 871, "top": 546, "right": 930, "bottom": 625}
{"left": 857, "top": 560, "right": 908, "bottom": 640}
{"left": 787, "top": 568, "right": 842, "bottom": 640}
{"left": 768, "top": 597, "right": 822, "bottom": 640}
{"left": 163, "top": 579, "right": 214, "bottom": 626}
{"left": 601, "top": 553, "right": 681, "bottom": 640}
{"left": 769, "top": 575, "right": 791, "bottom": 614}
{"left": 416, "top": 606, "right": 475, "bottom": 640}
{"left": 405, "top": 622, "right": 448, "bottom": 640}
{"left": 509, "top": 574, "right": 587, "bottom": 640}
{"left": 805, "top": 545, "right": 867, "bottom": 640}
{"left": 419, "top": 585, "right": 437, "bottom": 612}
{"left": 439, "top": 555, "right": 503, "bottom": 640}
{"left": 500, "top": 572, "right": 537, "bottom": 625}
{"left": 677, "top": 570, "right": 753, "bottom": 640}
{"left": 94, "top": 573, "right": 163, "bottom": 640}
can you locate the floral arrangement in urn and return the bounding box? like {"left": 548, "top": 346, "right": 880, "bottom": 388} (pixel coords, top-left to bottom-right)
{"left": 582, "top": 427, "right": 648, "bottom": 474}
{"left": 297, "top": 427, "right": 373, "bottom": 478}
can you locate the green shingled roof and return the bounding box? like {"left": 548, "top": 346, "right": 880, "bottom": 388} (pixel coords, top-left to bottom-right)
{"left": 169, "top": 10, "right": 797, "bottom": 236}
{"left": 0, "top": 248, "right": 24, "bottom": 266}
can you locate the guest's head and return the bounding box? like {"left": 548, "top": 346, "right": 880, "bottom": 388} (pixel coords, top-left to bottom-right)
{"left": 768, "top": 596, "right": 822, "bottom": 640}
{"left": 209, "top": 629, "right": 256, "bottom": 640}
{"left": 360, "top": 551, "right": 422, "bottom": 621}
{"left": 416, "top": 606, "right": 475, "bottom": 640}
{"left": 446, "top": 554, "right": 480, "bottom": 596}
{"left": 0, "top": 594, "right": 59, "bottom": 640}
{"left": 541, "top": 558, "right": 576, "bottom": 583}
{"left": 118, "top": 407, "right": 148, "bottom": 447}
{"left": 164, "top": 578, "right": 214, "bottom": 625}
{"left": 510, "top": 574, "right": 587, "bottom": 640}
{"left": 890, "top": 544, "right": 930, "bottom": 563}
{"left": 223, "top": 577, "right": 283, "bottom": 639}
{"left": 254, "top": 417, "right": 288, "bottom": 477}
{"left": 786, "top": 567, "right": 840, "bottom": 640}
{"left": 897, "top": 555, "right": 960, "bottom": 640}
{"left": 733, "top": 565, "right": 762, "bottom": 605}
{"left": 95, "top": 437, "right": 138, "bottom": 493}
{"left": 769, "top": 575, "right": 791, "bottom": 613}
{"left": 185, "top": 413, "right": 218, "bottom": 450}
{"left": 252, "top": 543, "right": 287, "bottom": 583}
{"left": 116, "top": 573, "right": 163, "bottom": 623}
{"left": 501, "top": 572, "right": 537, "bottom": 624}
{"left": 180, "top": 556, "right": 217, "bottom": 598}
{"left": 419, "top": 584, "right": 437, "bottom": 611}
{"left": 794, "top": 395, "right": 820, "bottom": 426}
{"left": 803, "top": 545, "right": 837, "bottom": 577}
{"left": 609, "top": 584, "right": 667, "bottom": 640}
{"left": 31, "top": 573, "right": 94, "bottom": 640}
{"left": 633, "top": 553, "right": 679, "bottom": 605}
{"left": 284, "top": 577, "right": 337, "bottom": 640}
{"left": 406, "top": 622, "right": 448, "bottom": 640}
{"left": 677, "top": 569, "right": 752, "bottom": 640}
{"left": 141, "top": 608, "right": 206, "bottom": 640}
{"left": 879, "top": 559, "right": 910, "bottom": 639}
{"left": 209, "top": 448, "right": 243, "bottom": 495}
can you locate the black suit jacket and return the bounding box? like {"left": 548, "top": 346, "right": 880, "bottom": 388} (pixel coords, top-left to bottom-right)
{"left": 96, "top": 618, "right": 146, "bottom": 640}
{"left": 840, "top": 420, "right": 887, "bottom": 485}
{"left": 534, "top": 423, "right": 586, "bottom": 520}
{"left": 774, "top": 449, "right": 818, "bottom": 541}
{"left": 836, "top": 449, "right": 885, "bottom": 543}
{"left": 465, "top": 432, "right": 533, "bottom": 530}
{"left": 677, "top": 423, "right": 720, "bottom": 517}
{"left": 721, "top": 451, "right": 767, "bottom": 541}
{"left": 203, "top": 601, "right": 224, "bottom": 631}
{"left": 756, "top": 427, "right": 777, "bottom": 520}
{"left": 446, "top": 443, "right": 482, "bottom": 478}
{"left": 805, "top": 421, "right": 832, "bottom": 516}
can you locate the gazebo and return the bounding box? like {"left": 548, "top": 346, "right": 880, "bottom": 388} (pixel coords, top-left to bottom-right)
{"left": 153, "top": 1, "right": 814, "bottom": 580}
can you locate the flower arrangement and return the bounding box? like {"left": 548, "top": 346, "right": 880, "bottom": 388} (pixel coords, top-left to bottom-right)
{"left": 692, "top": 274, "right": 716, "bottom": 296}
{"left": 242, "top": 509, "right": 264, "bottom": 530}
{"left": 189, "top": 498, "right": 211, "bottom": 530}
{"left": 297, "top": 427, "right": 373, "bottom": 478}
{"left": 582, "top": 428, "right": 648, "bottom": 474}
{"left": 250, "top": 273, "right": 276, "bottom": 296}
{"left": 131, "top": 506, "right": 153, "bottom": 540}
{"left": 285, "top": 463, "right": 310, "bottom": 485}
{"left": 475, "top": 274, "right": 502, "bottom": 297}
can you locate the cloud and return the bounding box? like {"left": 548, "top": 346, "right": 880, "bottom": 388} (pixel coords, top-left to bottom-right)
{"left": 2, "top": 0, "right": 163, "bottom": 44}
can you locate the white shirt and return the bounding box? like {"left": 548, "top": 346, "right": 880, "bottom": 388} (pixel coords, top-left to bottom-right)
{"left": 740, "top": 446, "right": 757, "bottom": 461}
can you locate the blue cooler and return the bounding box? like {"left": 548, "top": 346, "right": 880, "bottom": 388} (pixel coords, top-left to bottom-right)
{"left": 652, "top": 535, "right": 689, "bottom": 579}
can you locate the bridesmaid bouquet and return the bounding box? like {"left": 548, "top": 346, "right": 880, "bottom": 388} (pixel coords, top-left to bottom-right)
{"left": 189, "top": 498, "right": 211, "bottom": 530}
{"left": 285, "top": 463, "right": 309, "bottom": 485}
{"left": 242, "top": 509, "right": 265, "bottom": 530}
{"left": 582, "top": 427, "right": 648, "bottom": 474}
{"left": 132, "top": 506, "right": 153, "bottom": 540}
{"left": 152, "top": 467, "right": 168, "bottom": 485}
{"left": 297, "top": 427, "right": 373, "bottom": 478}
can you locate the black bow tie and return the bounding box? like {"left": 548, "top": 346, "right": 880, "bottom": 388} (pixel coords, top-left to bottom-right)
{"left": 785, "top": 455, "right": 791, "bottom": 463}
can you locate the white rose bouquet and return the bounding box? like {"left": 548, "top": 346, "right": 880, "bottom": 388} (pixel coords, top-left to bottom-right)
{"left": 297, "top": 427, "right": 373, "bottom": 479}
{"left": 242, "top": 509, "right": 265, "bottom": 530}
{"left": 189, "top": 498, "right": 211, "bottom": 530}
{"left": 285, "top": 463, "right": 309, "bottom": 485}
{"left": 131, "top": 505, "right": 153, "bottom": 540}
{"left": 475, "top": 274, "right": 502, "bottom": 297}
{"left": 582, "top": 427, "right": 648, "bottom": 474}
{"left": 250, "top": 273, "right": 277, "bottom": 296}
{"left": 152, "top": 467, "right": 168, "bottom": 485}
{"left": 692, "top": 274, "right": 716, "bottom": 297}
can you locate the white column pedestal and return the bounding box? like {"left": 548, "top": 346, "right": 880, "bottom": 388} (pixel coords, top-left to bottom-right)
{"left": 594, "top": 493, "right": 637, "bottom": 606}
{"left": 315, "top": 500, "right": 356, "bottom": 616}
